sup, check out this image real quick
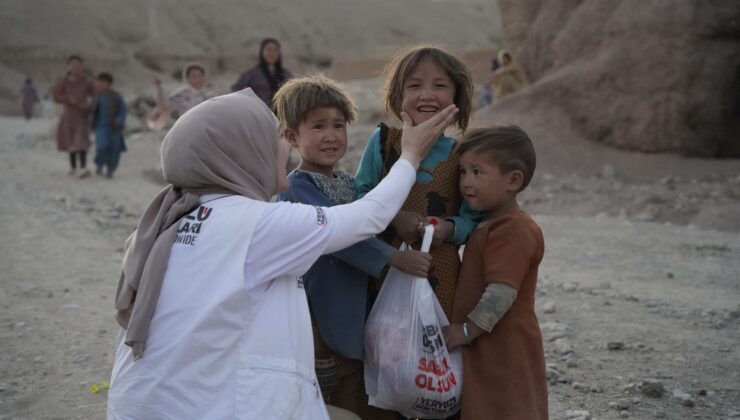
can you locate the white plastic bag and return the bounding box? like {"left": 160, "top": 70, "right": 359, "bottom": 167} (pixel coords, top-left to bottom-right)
{"left": 364, "top": 225, "right": 463, "bottom": 418}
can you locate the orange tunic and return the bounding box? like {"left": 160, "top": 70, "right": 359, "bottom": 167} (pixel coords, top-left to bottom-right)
{"left": 451, "top": 210, "right": 547, "bottom": 420}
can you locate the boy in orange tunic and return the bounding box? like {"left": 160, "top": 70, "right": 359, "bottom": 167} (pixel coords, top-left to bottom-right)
{"left": 443, "top": 125, "right": 547, "bottom": 420}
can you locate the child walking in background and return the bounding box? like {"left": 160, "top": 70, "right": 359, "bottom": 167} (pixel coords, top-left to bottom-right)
{"left": 444, "top": 126, "right": 547, "bottom": 420}
{"left": 91, "top": 73, "right": 127, "bottom": 179}
{"left": 354, "top": 45, "right": 480, "bottom": 419}
{"left": 20, "top": 78, "right": 39, "bottom": 120}
{"left": 274, "top": 74, "right": 433, "bottom": 416}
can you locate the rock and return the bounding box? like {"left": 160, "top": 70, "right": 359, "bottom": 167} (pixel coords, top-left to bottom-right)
{"left": 567, "top": 359, "right": 579, "bottom": 368}
{"left": 72, "top": 354, "right": 92, "bottom": 364}
{"left": 601, "top": 164, "right": 617, "bottom": 178}
{"left": 608, "top": 401, "right": 619, "bottom": 410}
{"left": 553, "top": 338, "right": 573, "bottom": 355}
{"left": 546, "top": 364, "right": 561, "bottom": 383}
{"left": 608, "top": 341, "right": 625, "bottom": 351}
{"left": 639, "top": 380, "right": 665, "bottom": 398}
{"left": 563, "top": 410, "right": 591, "bottom": 420}
{"left": 617, "top": 399, "right": 631, "bottom": 410}
{"left": 572, "top": 382, "right": 589, "bottom": 393}
{"left": 589, "top": 385, "right": 603, "bottom": 393}
{"left": 621, "top": 383, "right": 638, "bottom": 394}
{"left": 540, "top": 321, "right": 569, "bottom": 341}
{"left": 562, "top": 282, "right": 578, "bottom": 292}
{"left": 620, "top": 410, "right": 629, "bottom": 418}
{"left": 654, "top": 410, "right": 667, "bottom": 418}
{"left": 697, "top": 389, "right": 707, "bottom": 396}
{"left": 672, "top": 389, "right": 694, "bottom": 407}
{"left": 542, "top": 301, "right": 557, "bottom": 314}
{"left": 666, "top": 272, "right": 674, "bottom": 279}
{"left": 493, "top": 0, "right": 740, "bottom": 157}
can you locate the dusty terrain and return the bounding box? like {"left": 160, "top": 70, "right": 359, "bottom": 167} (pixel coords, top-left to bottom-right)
{"left": 1, "top": 89, "right": 739, "bottom": 419}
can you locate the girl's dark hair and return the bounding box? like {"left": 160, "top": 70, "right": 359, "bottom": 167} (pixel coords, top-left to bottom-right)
{"left": 185, "top": 64, "right": 205, "bottom": 78}
{"left": 383, "top": 45, "right": 473, "bottom": 132}
{"left": 258, "top": 38, "right": 288, "bottom": 95}
{"left": 457, "top": 124, "right": 537, "bottom": 191}
{"left": 67, "top": 55, "right": 83, "bottom": 63}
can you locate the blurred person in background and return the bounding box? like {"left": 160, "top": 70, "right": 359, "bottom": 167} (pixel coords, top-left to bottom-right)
{"left": 166, "top": 63, "right": 210, "bottom": 119}
{"left": 20, "top": 78, "right": 39, "bottom": 120}
{"left": 231, "top": 38, "right": 293, "bottom": 107}
{"left": 91, "top": 72, "right": 127, "bottom": 179}
{"left": 491, "top": 49, "right": 529, "bottom": 100}
{"left": 53, "top": 55, "right": 95, "bottom": 178}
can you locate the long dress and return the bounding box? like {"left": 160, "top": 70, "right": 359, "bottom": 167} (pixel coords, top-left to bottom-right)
{"left": 52, "top": 74, "right": 94, "bottom": 152}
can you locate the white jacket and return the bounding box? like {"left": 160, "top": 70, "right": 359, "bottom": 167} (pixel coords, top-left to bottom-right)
{"left": 108, "top": 160, "right": 417, "bottom": 420}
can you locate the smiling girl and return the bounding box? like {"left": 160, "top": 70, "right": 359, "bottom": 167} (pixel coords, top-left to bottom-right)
{"left": 354, "top": 45, "right": 480, "bottom": 419}
{"left": 355, "top": 46, "right": 479, "bottom": 319}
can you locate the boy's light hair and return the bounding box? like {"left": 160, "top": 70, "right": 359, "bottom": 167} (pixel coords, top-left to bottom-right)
{"left": 272, "top": 74, "right": 357, "bottom": 131}
{"left": 383, "top": 45, "right": 473, "bottom": 132}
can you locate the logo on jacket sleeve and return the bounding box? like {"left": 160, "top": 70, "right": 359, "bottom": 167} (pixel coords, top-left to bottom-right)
{"left": 315, "top": 207, "right": 327, "bottom": 226}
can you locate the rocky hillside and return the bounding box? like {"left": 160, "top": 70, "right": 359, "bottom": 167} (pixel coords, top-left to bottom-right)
{"left": 0, "top": 0, "right": 501, "bottom": 114}
{"left": 483, "top": 0, "right": 740, "bottom": 157}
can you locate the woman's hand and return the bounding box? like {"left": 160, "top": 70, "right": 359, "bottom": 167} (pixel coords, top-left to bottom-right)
{"left": 392, "top": 210, "right": 424, "bottom": 245}
{"left": 389, "top": 250, "right": 432, "bottom": 278}
{"left": 399, "top": 105, "right": 458, "bottom": 168}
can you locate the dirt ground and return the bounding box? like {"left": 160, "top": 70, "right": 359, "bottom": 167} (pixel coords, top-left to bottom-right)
{"left": 0, "top": 100, "right": 739, "bottom": 419}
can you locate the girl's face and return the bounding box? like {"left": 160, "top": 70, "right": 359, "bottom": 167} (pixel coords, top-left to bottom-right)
{"left": 262, "top": 42, "right": 281, "bottom": 66}
{"left": 187, "top": 68, "right": 206, "bottom": 90}
{"left": 67, "top": 59, "right": 83, "bottom": 77}
{"left": 401, "top": 58, "right": 456, "bottom": 126}
{"left": 274, "top": 135, "right": 291, "bottom": 194}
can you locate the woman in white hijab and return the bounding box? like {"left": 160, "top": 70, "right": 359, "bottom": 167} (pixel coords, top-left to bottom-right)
{"left": 107, "top": 88, "right": 458, "bottom": 419}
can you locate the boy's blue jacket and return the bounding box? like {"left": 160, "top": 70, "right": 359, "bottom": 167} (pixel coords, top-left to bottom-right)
{"left": 277, "top": 170, "right": 395, "bottom": 360}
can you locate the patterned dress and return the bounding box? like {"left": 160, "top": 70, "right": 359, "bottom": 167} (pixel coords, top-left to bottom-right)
{"left": 355, "top": 124, "right": 479, "bottom": 420}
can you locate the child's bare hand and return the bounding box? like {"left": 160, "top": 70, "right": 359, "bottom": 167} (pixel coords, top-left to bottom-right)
{"left": 389, "top": 250, "right": 432, "bottom": 278}
{"left": 442, "top": 324, "right": 467, "bottom": 351}
{"left": 393, "top": 210, "right": 424, "bottom": 245}
{"left": 422, "top": 217, "right": 454, "bottom": 247}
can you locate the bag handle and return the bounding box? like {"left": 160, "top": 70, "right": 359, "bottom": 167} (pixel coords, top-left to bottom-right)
{"left": 402, "top": 224, "right": 435, "bottom": 253}
{"left": 420, "top": 224, "right": 434, "bottom": 253}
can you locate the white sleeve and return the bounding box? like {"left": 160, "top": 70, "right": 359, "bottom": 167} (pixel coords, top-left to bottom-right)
{"left": 244, "top": 159, "right": 416, "bottom": 287}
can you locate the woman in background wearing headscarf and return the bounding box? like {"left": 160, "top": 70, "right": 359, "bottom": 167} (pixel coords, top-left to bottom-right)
{"left": 166, "top": 62, "right": 210, "bottom": 119}
{"left": 107, "top": 88, "right": 458, "bottom": 419}
{"left": 146, "top": 63, "right": 209, "bottom": 131}
{"left": 491, "top": 49, "right": 529, "bottom": 100}
{"left": 53, "top": 55, "right": 95, "bottom": 177}
{"left": 231, "top": 38, "right": 292, "bottom": 106}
